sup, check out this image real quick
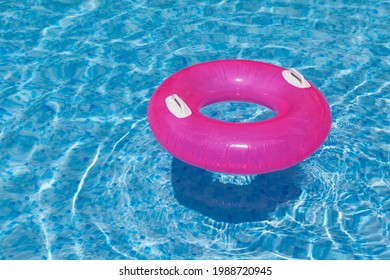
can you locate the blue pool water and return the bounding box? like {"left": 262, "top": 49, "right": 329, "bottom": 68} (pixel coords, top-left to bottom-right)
{"left": 0, "top": 0, "right": 389, "bottom": 260}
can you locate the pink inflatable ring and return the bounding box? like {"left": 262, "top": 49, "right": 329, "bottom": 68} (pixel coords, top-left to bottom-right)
{"left": 148, "top": 60, "right": 331, "bottom": 175}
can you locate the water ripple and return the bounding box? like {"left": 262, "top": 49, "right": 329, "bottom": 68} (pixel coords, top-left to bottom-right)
{"left": 0, "top": 0, "right": 389, "bottom": 260}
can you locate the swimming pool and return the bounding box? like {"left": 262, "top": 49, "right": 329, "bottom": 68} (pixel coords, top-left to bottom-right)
{"left": 0, "top": 0, "right": 389, "bottom": 259}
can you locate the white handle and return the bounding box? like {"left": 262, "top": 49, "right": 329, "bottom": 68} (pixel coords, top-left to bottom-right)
{"left": 282, "top": 68, "right": 311, "bottom": 88}
{"left": 165, "top": 94, "right": 192, "bottom": 118}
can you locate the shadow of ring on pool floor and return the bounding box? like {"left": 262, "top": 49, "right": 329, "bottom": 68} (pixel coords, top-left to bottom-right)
{"left": 171, "top": 158, "right": 303, "bottom": 224}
